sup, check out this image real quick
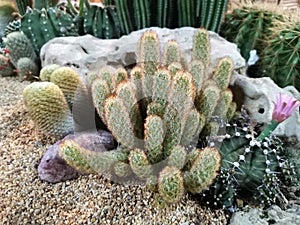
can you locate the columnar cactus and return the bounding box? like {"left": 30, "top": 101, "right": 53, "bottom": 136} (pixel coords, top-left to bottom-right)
{"left": 57, "top": 28, "right": 233, "bottom": 204}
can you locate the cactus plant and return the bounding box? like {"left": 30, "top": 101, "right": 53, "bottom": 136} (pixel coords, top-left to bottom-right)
{"left": 53, "top": 28, "right": 233, "bottom": 204}
{"left": 23, "top": 81, "right": 74, "bottom": 136}
{"left": 0, "top": 54, "right": 16, "bottom": 77}
{"left": 200, "top": 114, "right": 287, "bottom": 209}
{"left": 220, "top": 6, "right": 284, "bottom": 61}
{"left": 259, "top": 21, "right": 300, "bottom": 90}
{"left": 23, "top": 65, "right": 87, "bottom": 136}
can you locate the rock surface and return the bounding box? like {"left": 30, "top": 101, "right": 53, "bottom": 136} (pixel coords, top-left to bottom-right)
{"left": 229, "top": 205, "right": 300, "bottom": 225}
{"left": 38, "top": 130, "right": 115, "bottom": 183}
{"left": 232, "top": 74, "right": 300, "bottom": 141}
{"left": 40, "top": 27, "right": 246, "bottom": 77}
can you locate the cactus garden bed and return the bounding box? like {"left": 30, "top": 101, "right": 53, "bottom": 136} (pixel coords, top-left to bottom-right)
{"left": 0, "top": 78, "right": 229, "bottom": 225}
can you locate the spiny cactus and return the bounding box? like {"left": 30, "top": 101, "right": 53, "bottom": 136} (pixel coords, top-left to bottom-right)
{"left": 259, "top": 21, "right": 300, "bottom": 91}
{"left": 23, "top": 81, "right": 74, "bottom": 136}
{"left": 16, "top": 57, "right": 39, "bottom": 79}
{"left": 3, "top": 31, "right": 37, "bottom": 66}
{"left": 200, "top": 114, "right": 287, "bottom": 209}
{"left": 220, "top": 6, "right": 284, "bottom": 61}
{"left": 57, "top": 28, "right": 233, "bottom": 204}
{"left": 20, "top": 6, "right": 78, "bottom": 54}
{"left": 23, "top": 65, "right": 87, "bottom": 136}
{"left": 2, "top": 31, "right": 39, "bottom": 79}
{"left": 0, "top": 54, "right": 15, "bottom": 77}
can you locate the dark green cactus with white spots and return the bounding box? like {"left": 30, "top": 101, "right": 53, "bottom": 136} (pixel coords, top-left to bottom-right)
{"left": 20, "top": 6, "right": 78, "bottom": 54}
{"left": 201, "top": 114, "right": 287, "bottom": 210}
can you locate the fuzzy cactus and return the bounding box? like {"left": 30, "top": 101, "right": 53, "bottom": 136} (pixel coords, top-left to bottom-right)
{"left": 23, "top": 82, "right": 74, "bottom": 136}
{"left": 0, "top": 54, "right": 15, "bottom": 77}
{"left": 39, "top": 64, "right": 61, "bottom": 81}
{"left": 57, "top": 28, "right": 234, "bottom": 204}
{"left": 49, "top": 66, "right": 86, "bottom": 107}
{"left": 23, "top": 65, "right": 88, "bottom": 136}
{"left": 16, "top": 57, "right": 39, "bottom": 79}
{"left": 3, "top": 31, "right": 38, "bottom": 67}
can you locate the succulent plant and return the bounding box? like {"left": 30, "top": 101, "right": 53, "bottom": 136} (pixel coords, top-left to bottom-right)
{"left": 0, "top": 54, "right": 16, "bottom": 77}
{"left": 20, "top": 6, "right": 78, "bottom": 54}
{"left": 200, "top": 114, "right": 287, "bottom": 210}
{"left": 23, "top": 65, "right": 87, "bottom": 136}
{"left": 2, "top": 31, "right": 39, "bottom": 80}
{"left": 259, "top": 21, "right": 300, "bottom": 91}
{"left": 23, "top": 81, "right": 74, "bottom": 136}
{"left": 54, "top": 28, "right": 235, "bottom": 204}
{"left": 220, "top": 6, "right": 284, "bottom": 61}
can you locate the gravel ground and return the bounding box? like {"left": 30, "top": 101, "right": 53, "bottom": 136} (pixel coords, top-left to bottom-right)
{"left": 0, "top": 77, "right": 229, "bottom": 225}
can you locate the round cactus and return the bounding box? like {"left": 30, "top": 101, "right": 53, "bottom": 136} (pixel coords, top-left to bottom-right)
{"left": 23, "top": 82, "right": 74, "bottom": 136}
{"left": 39, "top": 64, "right": 61, "bottom": 81}
{"left": 16, "top": 57, "right": 39, "bottom": 80}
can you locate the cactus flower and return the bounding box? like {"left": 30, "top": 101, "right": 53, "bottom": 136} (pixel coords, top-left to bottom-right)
{"left": 272, "top": 93, "right": 300, "bottom": 123}
{"left": 257, "top": 93, "right": 300, "bottom": 141}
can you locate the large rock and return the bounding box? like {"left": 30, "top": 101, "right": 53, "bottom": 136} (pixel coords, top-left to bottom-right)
{"left": 232, "top": 74, "right": 300, "bottom": 141}
{"left": 38, "top": 130, "right": 115, "bottom": 183}
{"left": 229, "top": 205, "right": 300, "bottom": 225}
{"left": 40, "top": 27, "right": 246, "bottom": 76}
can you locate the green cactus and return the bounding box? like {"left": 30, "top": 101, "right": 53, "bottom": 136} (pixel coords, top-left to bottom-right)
{"left": 49, "top": 66, "right": 86, "bottom": 108}
{"left": 260, "top": 21, "right": 300, "bottom": 90}
{"left": 201, "top": 114, "right": 287, "bottom": 209}
{"left": 220, "top": 6, "right": 284, "bottom": 61}
{"left": 20, "top": 6, "right": 78, "bottom": 54}
{"left": 16, "top": 57, "right": 39, "bottom": 79}
{"left": 3, "top": 31, "right": 38, "bottom": 67}
{"left": 39, "top": 64, "right": 60, "bottom": 81}
{"left": 56, "top": 28, "right": 235, "bottom": 204}
{"left": 158, "top": 166, "right": 184, "bottom": 204}
{"left": 23, "top": 81, "right": 74, "bottom": 136}
{"left": 0, "top": 54, "right": 15, "bottom": 77}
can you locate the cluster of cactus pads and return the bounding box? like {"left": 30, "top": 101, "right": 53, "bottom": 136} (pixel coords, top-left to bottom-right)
{"left": 23, "top": 28, "right": 236, "bottom": 204}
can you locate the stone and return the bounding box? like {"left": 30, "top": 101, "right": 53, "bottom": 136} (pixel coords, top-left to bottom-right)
{"left": 229, "top": 205, "right": 300, "bottom": 225}
{"left": 232, "top": 74, "right": 300, "bottom": 141}
{"left": 40, "top": 27, "right": 246, "bottom": 77}
{"left": 38, "top": 130, "right": 115, "bottom": 183}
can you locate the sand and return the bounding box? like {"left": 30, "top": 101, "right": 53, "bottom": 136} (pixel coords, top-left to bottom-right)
{"left": 0, "top": 76, "right": 229, "bottom": 225}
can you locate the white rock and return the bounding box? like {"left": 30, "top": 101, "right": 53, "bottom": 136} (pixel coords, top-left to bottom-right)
{"left": 232, "top": 74, "right": 300, "bottom": 141}
{"left": 40, "top": 27, "right": 246, "bottom": 76}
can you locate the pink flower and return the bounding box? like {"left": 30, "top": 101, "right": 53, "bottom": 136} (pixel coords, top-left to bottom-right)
{"left": 272, "top": 93, "right": 300, "bottom": 123}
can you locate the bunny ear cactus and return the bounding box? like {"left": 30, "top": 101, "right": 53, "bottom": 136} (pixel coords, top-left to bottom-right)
{"left": 57, "top": 28, "right": 236, "bottom": 204}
